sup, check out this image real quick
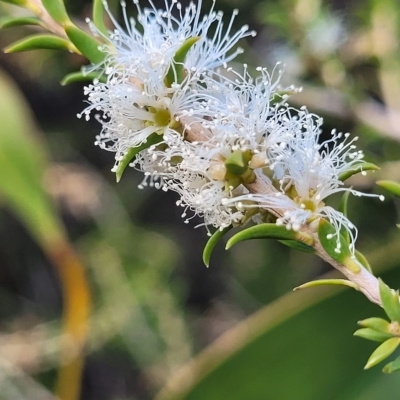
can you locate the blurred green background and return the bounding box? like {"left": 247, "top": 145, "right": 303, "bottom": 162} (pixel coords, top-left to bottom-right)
{"left": 1, "top": 0, "right": 400, "bottom": 399}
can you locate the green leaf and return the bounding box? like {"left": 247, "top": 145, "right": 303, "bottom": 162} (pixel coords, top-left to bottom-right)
{"left": 364, "top": 337, "right": 400, "bottom": 369}
{"left": 60, "top": 70, "right": 106, "bottom": 86}
{"left": 226, "top": 223, "right": 314, "bottom": 250}
{"left": 354, "top": 328, "right": 393, "bottom": 343}
{"left": 294, "top": 279, "right": 360, "bottom": 291}
{"left": 154, "top": 266, "right": 400, "bottom": 400}
{"left": 0, "top": 16, "right": 44, "bottom": 29}
{"left": 4, "top": 34, "right": 74, "bottom": 53}
{"left": 278, "top": 239, "right": 315, "bottom": 253}
{"left": 165, "top": 36, "right": 200, "bottom": 86}
{"left": 41, "top": 0, "right": 71, "bottom": 25}
{"left": 338, "top": 162, "right": 379, "bottom": 182}
{"left": 338, "top": 191, "right": 350, "bottom": 243}
{"left": 64, "top": 25, "right": 105, "bottom": 64}
{"left": 383, "top": 355, "right": 400, "bottom": 373}
{"left": 0, "top": 69, "right": 64, "bottom": 247}
{"left": 0, "top": 0, "right": 27, "bottom": 6}
{"left": 203, "top": 226, "right": 233, "bottom": 268}
{"left": 318, "top": 219, "right": 360, "bottom": 273}
{"left": 358, "top": 317, "right": 391, "bottom": 332}
{"left": 355, "top": 250, "right": 372, "bottom": 273}
{"left": 377, "top": 180, "right": 400, "bottom": 198}
{"left": 116, "top": 132, "right": 163, "bottom": 182}
{"left": 93, "top": 0, "right": 109, "bottom": 36}
{"left": 379, "top": 279, "right": 400, "bottom": 322}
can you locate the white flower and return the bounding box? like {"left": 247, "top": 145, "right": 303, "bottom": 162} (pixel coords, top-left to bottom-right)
{"left": 136, "top": 137, "right": 248, "bottom": 229}
{"left": 80, "top": 0, "right": 256, "bottom": 170}
{"left": 221, "top": 112, "right": 384, "bottom": 254}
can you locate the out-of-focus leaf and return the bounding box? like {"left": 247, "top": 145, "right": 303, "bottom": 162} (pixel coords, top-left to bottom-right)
{"left": 354, "top": 328, "right": 393, "bottom": 342}
{"left": 155, "top": 267, "right": 400, "bottom": 400}
{"left": 377, "top": 180, "right": 400, "bottom": 198}
{"left": 0, "top": 16, "right": 44, "bottom": 29}
{"left": 383, "top": 355, "right": 400, "bottom": 373}
{"left": 0, "top": 69, "right": 63, "bottom": 246}
{"left": 364, "top": 337, "right": 400, "bottom": 369}
{"left": 203, "top": 226, "right": 232, "bottom": 267}
{"left": 0, "top": 0, "right": 27, "bottom": 6}
{"left": 93, "top": 0, "right": 109, "bottom": 36}
{"left": 379, "top": 279, "right": 400, "bottom": 322}
{"left": 4, "top": 34, "right": 75, "bottom": 53}
{"left": 41, "top": 0, "right": 70, "bottom": 25}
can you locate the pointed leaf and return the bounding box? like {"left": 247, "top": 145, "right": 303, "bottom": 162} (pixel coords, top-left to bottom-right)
{"left": 203, "top": 226, "right": 232, "bottom": 268}
{"left": 377, "top": 180, "right": 400, "bottom": 198}
{"left": 338, "top": 192, "right": 350, "bottom": 243}
{"left": 165, "top": 36, "right": 200, "bottom": 86}
{"left": 116, "top": 132, "right": 163, "bottom": 182}
{"left": 354, "top": 328, "right": 394, "bottom": 343}
{"left": 278, "top": 239, "right": 315, "bottom": 253}
{"left": 364, "top": 337, "right": 400, "bottom": 369}
{"left": 226, "top": 223, "right": 314, "bottom": 250}
{"left": 0, "top": 69, "right": 64, "bottom": 246}
{"left": 338, "top": 162, "right": 379, "bottom": 182}
{"left": 64, "top": 25, "right": 105, "bottom": 64}
{"left": 294, "top": 279, "right": 359, "bottom": 291}
{"left": 0, "top": 16, "right": 44, "bottom": 29}
{"left": 41, "top": 0, "right": 71, "bottom": 25}
{"left": 0, "top": 0, "right": 27, "bottom": 5}
{"left": 358, "top": 317, "right": 391, "bottom": 332}
{"left": 383, "top": 355, "right": 400, "bottom": 373}
{"left": 61, "top": 70, "right": 106, "bottom": 86}
{"left": 318, "top": 219, "right": 360, "bottom": 273}
{"left": 355, "top": 250, "right": 372, "bottom": 273}
{"left": 4, "top": 34, "right": 74, "bottom": 53}
{"left": 93, "top": 0, "right": 109, "bottom": 36}
{"left": 379, "top": 279, "right": 400, "bottom": 322}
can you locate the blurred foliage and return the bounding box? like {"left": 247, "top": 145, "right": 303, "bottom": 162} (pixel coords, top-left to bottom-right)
{"left": 1, "top": 0, "right": 400, "bottom": 399}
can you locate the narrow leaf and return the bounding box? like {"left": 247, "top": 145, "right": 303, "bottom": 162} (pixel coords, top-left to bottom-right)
{"left": 338, "top": 162, "right": 379, "bottom": 182}
{"left": 4, "top": 34, "right": 74, "bottom": 53}
{"left": 93, "top": 0, "right": 109, "bottom": 36}
{"left": 383, "top": 355, "right": 400, "bottom": 373}
{"left": 226, "top": 223, "right": 314, "bottom": 250}
{"left": 358, "top": 317, "right": 391, "bottom": 332}
{"left": 61, "top": 71, "right": 105, "bottom": 86}
{"left": 203, "top": 226, "right": 232, "bottom": 268}
{"left": 0, "top": 16, "right": 44, "bottom": 29}
{"left": 41, "top": 0, "right": 71, "bottom": 25}
{"left": 338, "top": 192, "right": 350, "bottom": 243}
{"left": 65, "top": 25, "right": 105, "bottom": 64}
{"left": 116, "top": 133, "right": 163, "bottom": 182}
{"left": 165, "top": 36, "right": 200, "bottom": 86}
{"left": 354, "top": 328, "right": 394, "bottom": 343}
{"left": 0, "top": 0, "right": 27, "bottom": 5}
{"left": 318, "top": 219, "right": 360, "bottom": 273}
{"left": 278, "top": 239, "right": 315, "bottom": 253}
{"left": 294, "top": 279, "right": 360, "bottom": 291}
{"left": 379, "top": 279, "right": 400, "bottom": 322}
{"left": 355, "top": 250, "right": 372, "bottom": 273}
{"left": 364, "top": 337, "right": 400, "bottom": 369}
{"left": 377, "top": 180, "right": 400, "bottom": 198}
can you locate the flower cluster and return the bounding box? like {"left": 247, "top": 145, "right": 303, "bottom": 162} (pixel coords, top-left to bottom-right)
{"left": 80, "top": 0, "right": 383, "bottom": 254}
